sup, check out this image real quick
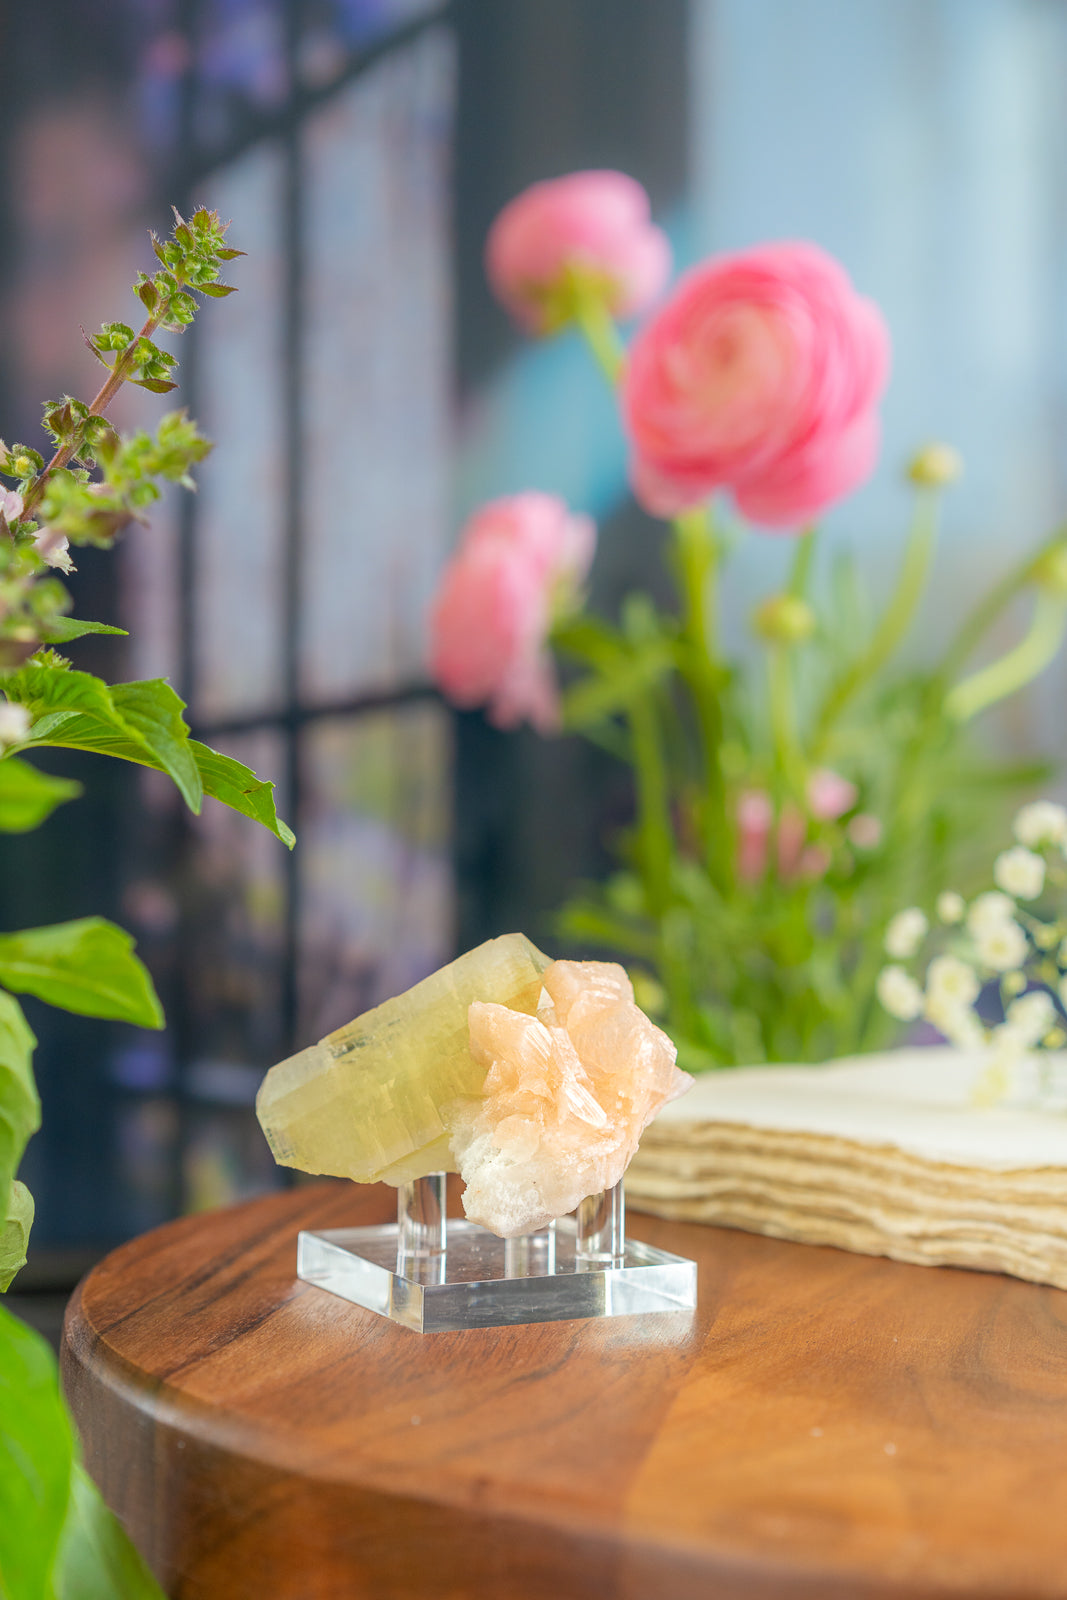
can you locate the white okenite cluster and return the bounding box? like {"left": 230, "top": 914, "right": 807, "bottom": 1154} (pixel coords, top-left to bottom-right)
{"left": 449, "top": 959, "right": 692, "bottom": 1237}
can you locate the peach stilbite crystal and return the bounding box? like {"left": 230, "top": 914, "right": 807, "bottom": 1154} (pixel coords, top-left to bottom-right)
{"left": 449, "top": 959, "right": 692, "bottom": 1237}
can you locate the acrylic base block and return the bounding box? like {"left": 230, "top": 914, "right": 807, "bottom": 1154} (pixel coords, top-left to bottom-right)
{"left": 297, "top": 1174, "right": 698, "bottom": 1332}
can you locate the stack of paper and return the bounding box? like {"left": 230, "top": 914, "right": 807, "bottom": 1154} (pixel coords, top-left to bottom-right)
{"left": 628, "top": 1049, "right": 1067, "bottom": 1288}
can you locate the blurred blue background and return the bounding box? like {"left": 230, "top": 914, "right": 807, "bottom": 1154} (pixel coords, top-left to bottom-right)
{"left": 2, "top": 0, "right": 1066, "bottom": 1334}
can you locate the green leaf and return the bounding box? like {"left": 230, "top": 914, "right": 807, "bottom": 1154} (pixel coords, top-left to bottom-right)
{"left": 0, "top": 1308, "right": 165, "bottom": 1600}
{"left": 7, "top": 665, "right": 203, "bottom": 813}
{"left": 0, "top": 991, "right": 38, "bottom": 1200}
{"left": 52, "top": 1463, "right": 165, "bottom": 1600}
{"left": 37, "top": 619, "right": 128, "bottom": 645}
{"left": 561, "top": 641, "right": 676, "bottom": 730}
{"left": 0, "top": 1305, "right": 74, "bottom": 1598}
{"left": 0, "top": 920, "right": 164, "bottom": 1029}
{"left": 129, "top": 378, "right": 178, "bottom": 395}
{"left": 0, "top": 1179, "right": 33, "bottom": 1291}
{"left": 0, "top": 757, "right": 81, "bottom": 833}
{"left": 190, "top": 741, "right": 295, "bottom": 849}
{"left": 5, "top": 667, "right": 293, "bottom": 844}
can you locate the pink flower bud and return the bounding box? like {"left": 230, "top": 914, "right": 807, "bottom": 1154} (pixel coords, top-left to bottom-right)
{"left": 847, "top": 813, "right": 883, "bottom": 851}
{"left": 736, "top": 789, "right": 773, "bottom": 884}
{"left": 429, "top": 493, "right": 595, "bottom": 733}
{"left": 622, "top": 241, "right": 890, "bottom": 529}
{"left": 776, "top": 803, "right": 807, "bottom": 882}
{"left": 486, "top": 171, "right": 671, "bottom": 334}
{"left": 798, "top": 844, "right": 832, "bottom": 881}
{"left": 807, "top": 767, "right": 858, "bottom": 821}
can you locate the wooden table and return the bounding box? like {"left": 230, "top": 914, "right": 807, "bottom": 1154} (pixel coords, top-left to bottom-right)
{"left": 62, "top": 1180, "right": 1067, "bottom": 1600}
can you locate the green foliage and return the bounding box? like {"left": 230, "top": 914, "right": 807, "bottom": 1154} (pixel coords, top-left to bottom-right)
{"left": 190, "top": 741, "right": 296, "bottom": 849}
{"left": 0, "top": 1306, "right": 74, "bottom": 1597}
{"left": 0, "top": 1181, "right": 33, "bottom": 1291}
{"left": 553, "top": 498, "right": 1067, "bottom": 1066}
{"left": 52, "top": 1465, "right": 164, "bottom": 1600}
{"left": 6, "top": 664, "right": 203, "bottom": 812}
{"left": 0, "top": 202, "right": 286, "bottom": 1595}
{"left": 0, "top": 992, "right": 38, "bottom": 1201}
{"left": 0, "top": 758, "right": 81, "bottom": 833}
{"left": 0, "top": 1310, "right": 164, "bottom": 1599}
{"left": 0, "top": 919, "right": 164, "bottom": 1029}
{"left": 0, "top": 206, "right": 241, "bottom": 653}
{"left": 37, "top": 620, "right": 127, "bottom": 645}
{"left": 2, "top": 662, "right": 294, "bottom": 846}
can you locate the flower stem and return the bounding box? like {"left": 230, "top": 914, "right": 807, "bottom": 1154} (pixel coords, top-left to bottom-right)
{"left": 787, "top": 526, "right": 817, "bottom": 597}
{"left": 944, "top": 590, "right": 1067, "bottom": 722}
{"left": 627, "top": 690, "right": 673, "bottom": 916}
{"left": 20, "top": 295, "right": 184, "bottom": 523}
{"left": 811, "top": 486, "right": 940, "bottom": 758}
{"left": 572, "top": 292, "right": 625, "bottom": 385}
{"left": 672, "top": 505, "right": 728, "bottom": 886}
{"left": 936, "top": 524, "right": 1067, "bottom": 684}
{"left": 768, "top": 644, "right": 805, "bottom": 798}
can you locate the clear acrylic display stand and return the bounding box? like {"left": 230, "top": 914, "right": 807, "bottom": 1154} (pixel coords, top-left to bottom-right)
{"left": 297, "top": 1173, "right": 698, "bottom": 1333}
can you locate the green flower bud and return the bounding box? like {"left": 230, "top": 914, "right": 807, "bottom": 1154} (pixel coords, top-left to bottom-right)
{"left": 907, "top": 443, "right": 963, "bottom": 488}
{"left": 1032, "top": 542, "right": 1067, "bottom": 597}
{"left": 753, "top": 593, "right": 816, "bottom": 645}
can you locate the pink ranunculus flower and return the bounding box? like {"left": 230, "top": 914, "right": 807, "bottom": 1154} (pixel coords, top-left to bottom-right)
{"left": 486, "top": 171, "right": 672, "bottom": 334}
{"left": 622, "top": 241, "right": 890, "bottom": 530}
{"left": 429, "top": 493, "right": 595, "bottom": 733}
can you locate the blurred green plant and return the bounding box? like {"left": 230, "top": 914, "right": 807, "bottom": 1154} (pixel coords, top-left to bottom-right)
{"left": 0, "top": 208, "right": 292, "bottom": 1597}
{"left": 553, "top": 465, "right": 1067, "bottom": 1069}
{"left": 553, "top": 324, "right": 1067, "bottom": 1073}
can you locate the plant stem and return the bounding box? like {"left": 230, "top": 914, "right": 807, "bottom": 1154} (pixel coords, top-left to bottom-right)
{"left": 811, "top": 488, "right": 940, "bottom": 759}
{"left": 944, "top": 590, "right": 1067, "bottom": 723}
{"left": 20, "top": 298, "right": 180, "bottom": 523}
{"left": 768, "top": 644, "right": 805, "bottom": 798}
{"left": 936, "top": 524, "right": 1067, "bottom": 684}
{"left": 627, "top": 690, "right": 673, "bottom": 916}
{"left": 787, "top": 527, "right": 816, "bottom": 597}
{"left": 572, "top": 292, "right": 625, "bottom": 385}
{"left": 672, "top": 506, "right": 728, "bottom": 886}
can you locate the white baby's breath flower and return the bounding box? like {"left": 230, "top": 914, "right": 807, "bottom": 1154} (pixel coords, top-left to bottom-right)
{"left": 1004, "top": 989, "right": 1057, "bottom": 1047}
{"left": 926, "top": 955, "right": 980, "bottom": 1008}
{"left": 925, "top": 992, "right": 985, "bottom": 1049}
{"left": 974, "top": 918, "right": 1029, "bottom": 973}
{"left": 936, "top": 891, "right": 965, "bottom": 925}
{"left": 884, "top": 907, "right": 928, "bottom": 960}
{"left": 0, "top": 700, "right": 30, "bottom": 749}
{"left": 966, "top": 891, "right": 1016, "bottom": 937}
{"left": 876, "top": 965, "right": 924, "bottom": 1021}
{"left": 1013, "top": 801, "right": 1067, "bottom": 849}
{"left": 994, "top": 846, "right": 1046, "bottom": 901}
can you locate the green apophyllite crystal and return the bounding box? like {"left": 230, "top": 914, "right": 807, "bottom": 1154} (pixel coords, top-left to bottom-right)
{"left": 255, "top": 933, "right": 551, "bottom": 1186}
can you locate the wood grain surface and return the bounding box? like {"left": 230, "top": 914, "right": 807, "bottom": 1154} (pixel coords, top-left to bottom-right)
{"left": 61, "top": 1180, "right": 1067, "bottom": 1600}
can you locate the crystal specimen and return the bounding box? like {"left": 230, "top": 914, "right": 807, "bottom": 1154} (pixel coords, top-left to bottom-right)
{"left": 450, "top": 959, "right": 692, "bottom": 1236}
{"left": 256, "top": 933, "right": 551, "bottom": 1186}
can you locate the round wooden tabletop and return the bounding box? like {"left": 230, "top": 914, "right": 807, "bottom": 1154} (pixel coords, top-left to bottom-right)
{"left": 62, "top": 1180, "right": 1067, "bottom": 1600}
